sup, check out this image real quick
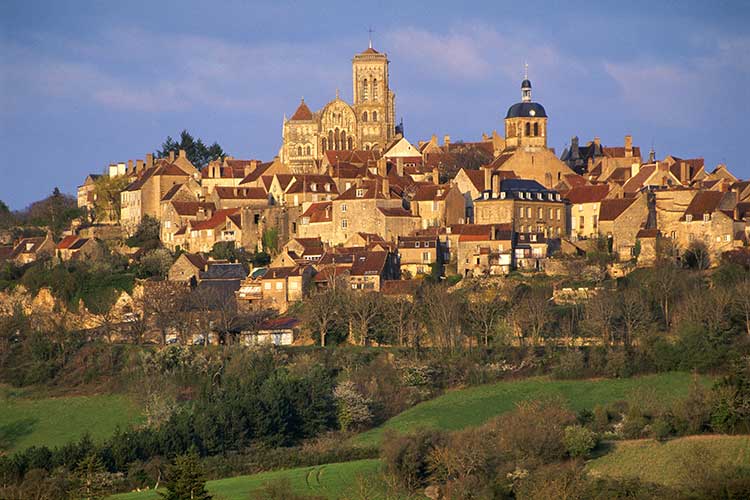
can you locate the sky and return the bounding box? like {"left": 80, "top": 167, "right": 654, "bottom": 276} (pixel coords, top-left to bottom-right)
{"left": 1, "top": 0, "right": 749, "bottom": 209}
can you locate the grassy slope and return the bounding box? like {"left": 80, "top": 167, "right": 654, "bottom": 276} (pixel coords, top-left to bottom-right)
{"left": 110, "top": 459, "right": 384, "bottom": 500}
{"left": 587, "top": 435, "right": 750, "bottom": 486}
{"left": 0, "top": 387, "right": 142, "bottom": 453}
{"left": 353, "top": 372, "right": 708, "bottom": 447}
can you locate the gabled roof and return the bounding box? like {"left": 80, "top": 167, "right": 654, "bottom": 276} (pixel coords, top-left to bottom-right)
{"left": 486, "top": 151, "right": 515, "bottom": 170}
{"left": 214, "top": 186, "right": 267, "bottom": 200}
{"left": 68, "top": 238, "right": 91, "bottom": 250}
{"left": 463, "top": 169, "right": 486, "bottom": 192}
{"left": 57, "top": 235, "right": 79, "bottom": 250}
{"left": 258, "top": 317, "right": 301, "bottom": 331}
{"left": 681, "top": 191, "right": 726, "bottom": 221}
{"left": 599, "top": 198, "right": 638, "bottom": 221}
{"left": 290, "top": 99, "right": 314, "bottom": 121}
{"left": 378, "top": 207, "right": 418, "bottom": 218}
{"left": 183, "top": 253, "right": 208, "bottom": 270}
{"left": 411, "top": 183, "right": 453, "bottom": 201}
{"left": 338, "top": 179, "right": 392, "bottom": 200}
{"left": 189, "top": 208, "right": 239, "bottom": 231}
{"left": 565, "top": 184, "right": 610, "bottom": 204}
{"left": 456, "top": 223, "right": 514, "bottom": 242}
{"left": 290, "top": 237, "right": 325, "bottom": 256}
{"left": 9, "top": 236, "right": 50, "bottom": 259}
{"left": 199, "top": 262, "right": 247, "bottom": 281}
{"left": 602, "top": 146, "right": 642, "bottom": 158}
{"left": 350, "top": 251, "right": 388, "bottom": 276}
{"left": 302, "top": 202, "right": 332, "bottom": 223}
{"left": 170, "top": 201, "right": 215, "bottom": 217}
{"left": 262, "top": 266, "right": 306, "bottom": 279}
{"left": 622, "top": 165, "right": 657, "bottom": 193}
{"left": 161, "top": 183, "right": 185, "bottom": 202}
{"left": 285, "top": 175, "right": 338, "bottom": 195}
{"left": 239, "top": 162, "right": 272, "bottom": 184}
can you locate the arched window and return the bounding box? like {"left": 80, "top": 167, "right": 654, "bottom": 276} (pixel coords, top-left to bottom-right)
{"left": 533, "top": 123, "right": 539, "bottom": 136}
{"left": 362, "top": 79, "right": 369, "bottom": 101}
{"left": 525, "top": 122, "right": 531, "bottom": 136}
{"left": 362, "top": 111, "right": 368, "bottom": 122}
{"left": 364, "top": 144, "right": 370, "bottom": 151}
{"left": 334, "top": 128, "right": 340, "bottom": 150}
{"left": 297, "top": 145, "right": 302, "bottom": 156}
{"left": 347, "top": 137, "right": 353, "bottom": 150}
{"left": 372, "top": 110, "right": 378, "bottom": 122}
{"left": 328, "top": 130, "right": 334, "bottom": 150}
{"left": 306, "top": 145, "right": 311, "bottom": 155}
{"left": 372, "top": 79, "right": 378, "bottom": 100}
{"left": 340, "top": 130, "right": 347, "bottom": 151}
{"left": 321, "top": 138, "right": 327, "bottom": 152}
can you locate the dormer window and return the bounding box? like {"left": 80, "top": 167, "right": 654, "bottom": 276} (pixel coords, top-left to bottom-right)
{"left": 324, "top": 183, "right": 331, "bottom": 192}
{"left": 311, "top": 183, "right": 317, "bottom": 192}
{"left": 703, "top": 213, "right": 710, "bottom": 222}
{"left": 356, "top": 188, "right": 364, "bottom": 198}
{"left": 483, "top": 192, "right": 490, "bottom": 200}
{"left": 537, "top": 193, "right": 543, "bottom": 200}
{"left": 686, "top": 214, "right": 693, "bottom": 222}
{"left": 548, "top": 193, "right": 553, "bottom": 201}
{"left": 556, "top": 194, "right": 561, "bottom": 201}
{"left": 500, "top": 192, "right": 506, "bottom": 199}
{"left": 415, "top": 242, "right": 420, "bottom": 248}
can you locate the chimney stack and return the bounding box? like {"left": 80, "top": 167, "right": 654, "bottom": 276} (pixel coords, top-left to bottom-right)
{"left": 135, "top": 159, "right": 144, "bottom": 173}
{"left": 484, "top": 166, "right": 491, "bottom": 192}
{"left": 680, "top": 161, "right": 689, "bottom": 185}
{"left": 593, "top": 137, "right": 601, "bottom": 147}
{"left": 146, "top": 153, "right": 153, "bottom": 169}
{"left": 127, "top": 160, "right": 133, "bottom": 174}
{"left": 169, "top": 151, "right": 175, "bottom": 162}
{"left": 377, "top": 157, "right": 387, "bottom": 177}
{"left": 625, "top": 135, "right": 633, "bottom": 157}
{"left": 179, "top": 149, "right": 187, "bottom": 160}
{"left": 382, "top": 177, "right": 390, "bottom": 197}
{"left": 432, "top": 167, "right": 440, "bottom": 185}
{"left": 396, "top": 157, "right": 404, "bottom": 177}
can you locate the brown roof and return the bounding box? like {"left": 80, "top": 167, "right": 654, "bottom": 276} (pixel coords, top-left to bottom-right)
{"left": 9, "top": 236, "right": 49, "bottom": 259}
{"left": 161, "top": 183, "right": 185, "bottom": 201}
{"left": 57, "top": 235, "right": 79, "bottom": 250}
{"left": 486, "top": 152, "right": 515, "bottom": 169}
{"left": 239, "top": 162, "right": 272, "bottom": 184}
{"left": 636, "top": 229, "right": 660, "bottom": 238}
{"left": 184, "top": 253, "right": 208, "bottom": 270}
{"left": 285, "top": 175, "right": 338, "bottom": 195}
{"left": 622, "top": 165, "right": 657, "bottom": 193}
{"left": 171, "top": 201, "right": 215, "bottom": 217}
{"left": 350, "top": 251, "right": 388, "bottom": 276}
{"left": 381, "top": 279, "right": 419, "bottom": 296}
{"left": 599, "top": 198, "right": 638, "bottom": 221}
{"left": 302, "top": 202, "right": 332, "bottom": 223}
{"left": 463, "top": 169, "right": 485, "bottom": 192}
{"left": 563, "top": 173, "right": 588, "bottom": 187}
{"left": 190, "top": 208, "right": 239, "bottom": 230}
{"left": 681, "top": 191, "right": 726, "bottom": 221}
{"left": 457, "top": 223, "right": 514, "bottom": 242}
{"left": 602, "top": 146, "right": 642, "bottom": 158}
{"left": 338, "top": 180, "right": 392, "bottom": 200}
{"left": 565, "top": 184, "right": 610, "bottom": 204}
{"left": 214, "top": 186, "right": 267, "bottom": 200}
{"left": 262, "top": 266, "right": 305, "bottom": 279}
{"left": 290, "top": 99, "right": 313, "bottom": 121}
{"left": 378, "top": 207, "right": 418, "bottom": 218}
{"left": 290, "top": 237, "right": 324, "bottom": 256}
{"left": 411, "top": 183, "right": 452, "bottom": 201}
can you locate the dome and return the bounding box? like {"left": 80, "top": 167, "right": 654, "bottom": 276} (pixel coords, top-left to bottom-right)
{"left": 506, "top": 102, "right": 547, "bottom": 119}
{"left": 521, "top": 79, "right": 532, "bottom": 89}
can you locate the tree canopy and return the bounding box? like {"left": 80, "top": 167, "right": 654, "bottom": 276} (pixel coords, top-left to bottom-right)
{"left": 156, "top": 130, "right": 226, "bottom": 169}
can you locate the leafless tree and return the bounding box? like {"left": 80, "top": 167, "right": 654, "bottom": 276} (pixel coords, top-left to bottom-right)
{"left": 348, "top": 291, "right": 381, "bottom": 346}
{"left": 510, "top": 286, "right": 551, "bottom": 346}
{"left": 304, "top": 285, "right": 346, "bottom": 347}
{"left": 143, "top": 281, "right": 189, "bottom": 345}
{"left": 735, "top": 278, "right": 750, "bottom": 339}
{"left": 648, "top": 262, "right": 680, "bottom": 329}
{"left": 465, "top": 292, "right": 507, "bottom": 348}
{"left": 418, "top": 284, "right": 465, "bottom": 352}
{"left": 385, "top": 296, "right": 417, "bottom": 347}
{"left": 619, "top": 287, "right": 650, "bottom": 347}
{"left": 583, "top": 289, "right": 619, "bottom": 346}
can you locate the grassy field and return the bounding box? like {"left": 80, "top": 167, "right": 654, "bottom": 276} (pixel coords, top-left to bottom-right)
{"left": 0, "top": 387, "right": 143, "bottom": 453}
{"left": 110, "top": 459, "right": 385, "bottom": 500}
{"left": 352, "top": 372, "right": 709, "bottom": 447}
{"left": 587, "top": 435, "right": 750, "bottom": 486}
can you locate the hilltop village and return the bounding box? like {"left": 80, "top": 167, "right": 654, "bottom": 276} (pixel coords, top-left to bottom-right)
{"left": 3, "top": 43, "right": 749, "bottom": 344}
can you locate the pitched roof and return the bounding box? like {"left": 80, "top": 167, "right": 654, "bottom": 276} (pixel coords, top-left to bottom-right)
{"left": 199, "top": 262, "right": 247, "bottom": 280}
{"left": 622, "top": 165, "right": 657, "bottom": 193}
{"left": 262, "top": 266, "right": 305, "bottom": 279}
{"left": 68, "top": 238, "right": 91, "bottom": 250}
{"left": 290, "top": 99, "right": 313, "bottom": 121}
{"left": 350, "top": 251, "right": 388, "bottom": 276}
{"left": 189, "top": 208, "right": 239, "bottom": 231}
{"left": 57, "top": 235, "right": 79, "bottom": 250}
{"left": 486, "top": 151, "right": 515, "bottom": 170}
{"left": 285, "top": 175, "right": 338, "bottom": 195}
{"left": 599, "top": 198, "right": 638, "bottom": 221}
{"left": 637, "top": 229, "right": 660, "bottom": 238}
{"left": 161, "top": 183, "right": 185, "bottom": 201}
{"left": 239, "top": 162, "right": 272, "bottom": 184}
{"left": 378, "top": 207, "right": 418, "bottom": 218}
{"left": 338, "top": 179, "right": 392, "bottom": 200}
{"left": 214, "top": 186, "right": 267, "bottom": 200}
{"left": 463, "top": 169, "right": 486, "bottom": 192}
{"left": 183, "top": 253, "right": 208, "bottom": 270}
{"left": 9, "top": 236, "right": 50, "bottom": 259}
{"left": 456, "top": 223, "right": 514, "bottom": 242}
{"left": 258, "top": 317, "right": 301, "bottom": 331}
{"left": 682, "top": 191, "right": 726, "bottom": 220}
{"left": 170, "top": 201, "right": 215, "bottom": 217}
{"left": 602, "top": 146, "right": 642, "bottom": 158}
{"left": 290, "top": 237, "right": 325, "bottom": 256}
{"left": 302, "top": 202, "right": 332, "bottom": 223}
{"left": 411, "top": 183, "right": 452, "bottom": 201}
{"left": 565, "top": 184, "right": 610, "bottom": 204}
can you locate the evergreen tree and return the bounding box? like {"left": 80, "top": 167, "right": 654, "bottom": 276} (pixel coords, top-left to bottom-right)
{"left": 156, "top": 130, "right": 225, "bottom": 169}
{"left": 160, "top": 451, "right": 212, "bottom": 500}
{"left": 74, "top": 454, "right": 112, "bottom": 500}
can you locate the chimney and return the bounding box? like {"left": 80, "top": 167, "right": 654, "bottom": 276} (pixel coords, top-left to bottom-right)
{"left": 146, "top": 153, "right": 153, "bottom": 169}
{"left": 169, "top": 151, "right": 175, "bottom": 162}
{"left": 484, "top": 166, "right": 491, "bottom": 192}
{"left": 680, "top": 161, "right": 689, "bottom": 185}
{"left": 126, "top": 160, "right": 133, "bottom": 174}
{"left": 648, "top": 148, "right": 656, "bottom": 163}
{"left": 377, "top": 157, "right": 387, "bottom": 177}
{"left": 444, "top": 135, "right": 451, "bottom": 147}
{"left": 625, "top": 135, "right": 633, "bottom": 157}
{"left": 631, "top": 162, "right": 640, "bottom": 178}
{"left": 593, "top": 137, "right": 601, "bottom": 147}
{"left": 396, "top": 157, "right": 404, "bottom": 177}
{"left": 382, "top": 177, "right": 390, "bottom": 197}
{"left": 432, "top": 167, "right": 440, "bottom": 185}
{"left": 135, "top": 159, "right": 144, "bottom": 173}
{"left": 179, "top": 149, "right": 187, "bottom": 159}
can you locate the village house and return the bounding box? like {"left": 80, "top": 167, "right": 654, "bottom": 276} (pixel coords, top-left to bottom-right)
{"left": 598, "top": 195, "right": 649, "bottom": 261}
{"left": 676, "top": 190, "right": 741, "bottom": 261}
{"left": 515, "top": 232, "right": 550, "bottom": 270}
{"left": 238, "top": 265, "right": 314, "bottom": 313}
{"left": 455, "top": 223, "right": 514, "bottom": 277}
{"left": 397, "top": 235, "right": 441, "bottom": 277}
{"left": 168, "top": 253, "right": 209, "bottom": 283}
{"left": 209, "top": 186, "right": 268, "bottom": 210}
{"left": 9, "top": 234, "right": 55, "bottom": 265}
{"left": 55, "top": 235, "right": 103, "bottom": 261}
{"left": 241, "top": 317, "right": 300, "bottom": 346}
{"left": 178, "top": 208, "right": 241, "bottom": 253}
{"left": 565, "top": 184, "right": 610, "bottom": 240}
{"left": 349, "top": 250, "right": 398, "bottom": 291}
{"left": 408, "top": 183, "right": 465, "bottom": 228}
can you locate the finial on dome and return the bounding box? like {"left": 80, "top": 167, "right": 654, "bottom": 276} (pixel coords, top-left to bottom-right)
{"left": 368, "top": 26, "right": 375, "bottom": 49}
{"left": 336, "top": 88, "right": 340, "bottom": 99}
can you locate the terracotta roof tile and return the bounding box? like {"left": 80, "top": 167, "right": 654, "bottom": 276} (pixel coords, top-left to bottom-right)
{"left": 190, "top": 208, "right": 239, "bottom": 231}
{"left": 565, "top": 184, "right": 610, "bottom": 204}
{"left": 302, "top": 202, "right": 332, "bottom": 223}
{"left": 350, "top": 251, "right": 388, "bottom": 276}
{"left": 57, "top": 235, "right": 79, "bottom": 250}
{"left": 214, "top": 186, "right": 267, "bottom": 200}
{"left": 290, "top": 99, "right": 313, "bottom": 121}
{"left": 681, "top": 191, "right": 725, "bottom": 220}
{"left": 599, "top": 198, "right": 638, "bottom": 221}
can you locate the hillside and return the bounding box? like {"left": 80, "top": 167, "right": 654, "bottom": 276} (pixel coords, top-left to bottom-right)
{"left": 587, "top": 435, "right": 750, "bottom": 486}
{"left": 352, "top": 372, "right": 708, "bottom": 447}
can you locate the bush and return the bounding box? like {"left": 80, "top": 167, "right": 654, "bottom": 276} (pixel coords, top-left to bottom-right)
{"left": 333, "top": 381, "right": 373, "bottom": 432}
{"left": 551, "top": 350, "right": 586, "bottom": 380}
{"left": 381, "top": 429, "right": 447, "bottom": 491}
{"left": 563, "top": 425, "right": 598, "bottom": 458}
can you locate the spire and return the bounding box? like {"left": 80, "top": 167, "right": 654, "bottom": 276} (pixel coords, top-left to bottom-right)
{"left": 368, "top": 26, "right": 375, "bottom": 49}
{"left": 521, "top": 64, "right": 532, "bottom": 103}
{"left": 336, "top": 88, "right": 340, "bottom": 99}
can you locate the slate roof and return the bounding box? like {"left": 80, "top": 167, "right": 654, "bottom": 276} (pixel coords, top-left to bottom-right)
{"left": 199, "top": 262, "right": 247, "bottom": 281}
{"left": 506, "top": 102, "right": 547, "bottom": 118}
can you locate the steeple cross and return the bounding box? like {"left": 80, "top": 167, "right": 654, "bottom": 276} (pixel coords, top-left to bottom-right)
{"left": 368, "top": 26, "right": 375, "bottom": 49}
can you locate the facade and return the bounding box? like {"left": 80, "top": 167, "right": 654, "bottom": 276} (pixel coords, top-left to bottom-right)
{"left": 565, "top": 184, "right": 610, "bottom": 240}
{"left": 398, "top": 235, "right": 441, "bottom": 276}
{"left": 280, "top": 44, "right": 396, "bottom": 172}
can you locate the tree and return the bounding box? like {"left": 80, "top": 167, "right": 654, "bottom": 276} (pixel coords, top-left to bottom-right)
{"left": 262, "top": 228, "right": 279, "bottom": 255}
{"left": 385, "top": 297, "right": 417, "bottom": 347}
{"left": 304, "top": 286, "right": 345, "bottom": 347}
{"left": 159, "top": 451, "right": 211, "bottom": 500}
{"left": 348, "top": 291, "right": 381, "bottom": 346}
{"left": 465, "top": 292, "right": 508, "bottom": 347}
{"left": 74, "top": 454, "right": 112, "bottom": 500}
{"left": 333, "top": 380, "right": 373, "bottom": 431}
{"left": 21, "top": 188, "right": 82, "bottom": 237}
{"left": 618, "top": 286, "right": 650, "bottom": 347}
{"left": 734, "top": 279, "right": 750, "bottom": 339}
{"left": 209, "top": 241, "right": 238, "bottom": 262}
{"left": 138, "top": 248, "right": 174, "bottom": 279}
{"left": 648, "top": 261, "right": 681, "bottom": 329}
{"left": 582, "top": 289, "right": 619, "bottom": 345}
{"left": 92, "top": 175, "right": 130, "bottom": 222}
{"left": 0, "top": 199, "right": 15, "bottom": 229}
{"left": 511, "top": 285, "right": 551, "bottom": 346}
{"left": 156, "top": 130, "right": 225, "bottom": 170}
{"left": 418, "top": 284, "right": 465, "bottom": 352}
{"left": 144, "top": 281, "right": 189, "bottom": 345}
{"left": 684, "top": 240, "right": 711, "bottom": 270}
{"left": 127, "top": 215, "right": 161, "bottom": 248}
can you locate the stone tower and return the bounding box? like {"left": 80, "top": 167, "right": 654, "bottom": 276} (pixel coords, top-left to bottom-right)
{"left": 352, "top": 42, "right": 395, "bottom": 152}
{"left": 504, "top": 69, "right": 548, "bottom": 151}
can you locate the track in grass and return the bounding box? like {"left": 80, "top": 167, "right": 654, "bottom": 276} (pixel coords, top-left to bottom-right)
{"left": 352, "top": 372, "right": 709, "bottom": 447}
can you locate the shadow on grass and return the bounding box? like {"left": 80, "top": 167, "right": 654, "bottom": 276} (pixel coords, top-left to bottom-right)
{"left": 0, "top": 418, "right": 37, "bottom": 451}
{"left": 589, "top": 439, "right": 617, "bottom": 459}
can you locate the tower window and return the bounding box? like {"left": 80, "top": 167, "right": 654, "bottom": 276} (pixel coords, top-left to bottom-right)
{"left": 297, "top": 146, "right": 302, "bottom": 156}
{"left": 362, "top": 79, "right": 369, "bottom": 101}
{"left": 533, "top": 123, "right": 539, "bottom": 136}
{"left": 347, "top": 137, "right": 353, "bottom": 150}
{"left": 525, "top": 122, "right": 531, "bottom": 136}
{"left": 321, "top": 138, "right": 327, "bottom": 151}
{"left": 362, "top": 111, "right": 368, "bottom": 122}
{"left": 373, "top": 78, "right": 378, "bottom": 100}
{"left": 306, "top": 145, "right": 311, "bottom": 155}
{"left": 372, "top": 111, "right": 378, "bottom": 122}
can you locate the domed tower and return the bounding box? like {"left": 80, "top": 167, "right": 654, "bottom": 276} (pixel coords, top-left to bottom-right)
{"left": 504, "top": 68, "right": 548, "bottom": 150}
{"left": 352, "top": 41, "right": 395, "bottom": 152}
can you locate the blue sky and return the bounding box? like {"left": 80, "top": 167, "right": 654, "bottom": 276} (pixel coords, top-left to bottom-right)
{"left": 1, "top": 0, "right": 748, "bottom": 209}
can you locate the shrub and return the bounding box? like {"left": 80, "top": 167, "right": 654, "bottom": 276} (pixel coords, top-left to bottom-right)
{"left": 551, "top": 350, "right": 586, "bottom": 380}
{"left": 333, "top": 381, "right": 373, "bottom": 432}
{"left": 563, "top": 425, "right": 598, "bottom": 458}
{"left": 592, "top": 405, "right": 611, "bottom": 433}
{"left": 249, "top": 478, "right": 325, "bottom": 500}
{"left": 381, "top": 429, "right": 447, "bottom": 491}
{"left": 650, "top": 417, "right": 673, "bottom": 441}
{"left": 604, "top": 349, "right": 633, "bottom": 378}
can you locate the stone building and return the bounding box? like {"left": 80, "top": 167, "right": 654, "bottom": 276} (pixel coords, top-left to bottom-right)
{"left": 280, "top": 43, "right": 396, "bottom": 172}
{"left": 397, "top": 235, "right": 441, "bottom": 276}
{"left": 565, "top": 184, "right": 610, "bottom": 240}
{"left": 598, "top": 195, "right": 649, "bottom": 261}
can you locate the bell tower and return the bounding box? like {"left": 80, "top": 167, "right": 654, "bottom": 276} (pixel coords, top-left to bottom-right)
{"left": 352, "top": 36, "right": 395, "bottom": 152}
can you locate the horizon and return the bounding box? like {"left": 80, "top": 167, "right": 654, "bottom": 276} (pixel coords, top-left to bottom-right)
{"left": 1, "top": 0, "right": 749, "bottom": 210}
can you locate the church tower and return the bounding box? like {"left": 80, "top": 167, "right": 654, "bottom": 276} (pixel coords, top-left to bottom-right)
{"left": 352, "top": 41, "right": 395, "bottom": 152}
{"left": 504, "top": 68, "right": 548, "bottom": 151}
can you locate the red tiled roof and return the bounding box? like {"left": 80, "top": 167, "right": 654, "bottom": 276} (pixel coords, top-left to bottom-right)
{"left": 57, "top": 235, "right": 79, "bottom": 250}
{"left": 184, "top": 253, "right": 208, "bottom": 269}
{"left": 411, "top": 183, "right": 452, "bottom": 201}
{"left": 190, "top": 208, "right": 239, "bottom": 230}
{"left": 637, "top": 229, "right": 660, "bottom": 238}
{"left": 563, "top": 173, "right": 587, "bottom": 187}
{"left": 214, "top": 186, "right": 267, "bottom": 200}
{"left": 602, "top": 146, "right": 642, "bottom": 158}
{"left": 239, "top": 162, "right": 272, "bottom": 184}
{"left": 486, "top": 152, "right": 515, "bottom": 169}
{"left": 350, "top": 251, "right": 388, "bottom": 276}
{"left": 599, "top": 198, "right": 638, "bottom": 221}
{"left": 378, "top": 207, "right": 418, "bottom": 217}
{"left": 681, "top": 191, "right": 725, "bottom": 220}
{"left": 161, "top": 183, "right": 184, "bottom": 201}
{"left": 302, "top": 202, "right": 332, "bottom": 223}
{"left": 622, "top": 165, "right": 657, "bottom": 193}
{"left": 463, "top": 169, "right": 485, "bottom": 192}
{"left": 565, "top": 184, "right": 610, "bottom": 204}
{"left": 290, "top": 100, "right": 313, "bottom": 121}
{"left": 171, "top": 201, "right": 215, "bottom": 217}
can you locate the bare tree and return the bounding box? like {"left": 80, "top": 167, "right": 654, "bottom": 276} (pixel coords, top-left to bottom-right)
{"left": 465, "top": 292, "right": 507, "bottom": 347}
{"left": 619, "top": 287, "right": 650, "bottom": 347}
{"left": 648, "top": 262, "right": 680, "bottom": 329}
{"left": 735, "top": 279, "right": 750, "bottom": 339}
{"left": 385, "top": 297, "right": 417, "bottom": 347}
{"left": 348, "top": 291, "right": 381, "bottom": 346}
{"left": 510, "top": 286, "right": 551, "bottom": 346}
{"left": 418, "top": 285, "right": 465, "bottom": 352}
{"left": 144, "top": 281, "right": 189, "bottom": 345}
{"left": 304, "top": 286, "right": 346, "bottom": 347}
{"left": 583, "top": 289, "right": 619, "bottom": 346}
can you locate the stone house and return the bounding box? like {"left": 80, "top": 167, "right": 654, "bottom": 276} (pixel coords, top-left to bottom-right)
{"left": 160, "top": 200, "right": 216, "bottom": 250}
{"left": 349, "top": 251, "right": 398, "bottom": 292}
{"left": 408, "top": 183, "right": 466, "bottom": 228}
{"left": 181, "top": 208, "right": 241, "bottom": 253}
{"left": 209, "top": 186, "right": 269, "bottom": 210}
{"left": 565, "top": 184, "right": 610, "bottom": 240}
{"left": 77, "top": 174, "right": 102, "bottom": 213}
{"left": 514, "top": 232, "right": 550, "bottom": 270}
{"left": 598, "top": 194, "right": 649, "bottom": 261}
{"left": 676, "top": 191, "right": 740, "bottom": 261}
{"left": 282, "top": 175, "right": 338, "bottom": 208}
{"left": 202, "top": 158, "right": 262, "bottom": 193}
{"left": 283, "top": 237, "right": 325, "bottom": 262}
{"left": 55, "top": 236, "right": 103, "bottom": 261}
{"left": 397, "top": 235, "right": 441, "bottom": 276}
{"left": 9, "top": 234, "right": 55, "bottom": 265}
{"left": 239, "top": 265, "right": 314, "bottom": 313}
{"left": 168, "top": 253, "right": 208, "bottom": 283}
{"left": 241, "top": 317, "right": 300, "bottom": 346}
{"left": 474, "top": 178, "right": 566, "bottom": 238}
{"left": 455, "top": 223, "right": 514, "bottom": 277}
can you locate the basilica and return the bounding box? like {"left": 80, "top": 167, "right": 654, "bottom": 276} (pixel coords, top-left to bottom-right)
{"left": 279, "top": 42, "right": 397, "bottom": 172}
